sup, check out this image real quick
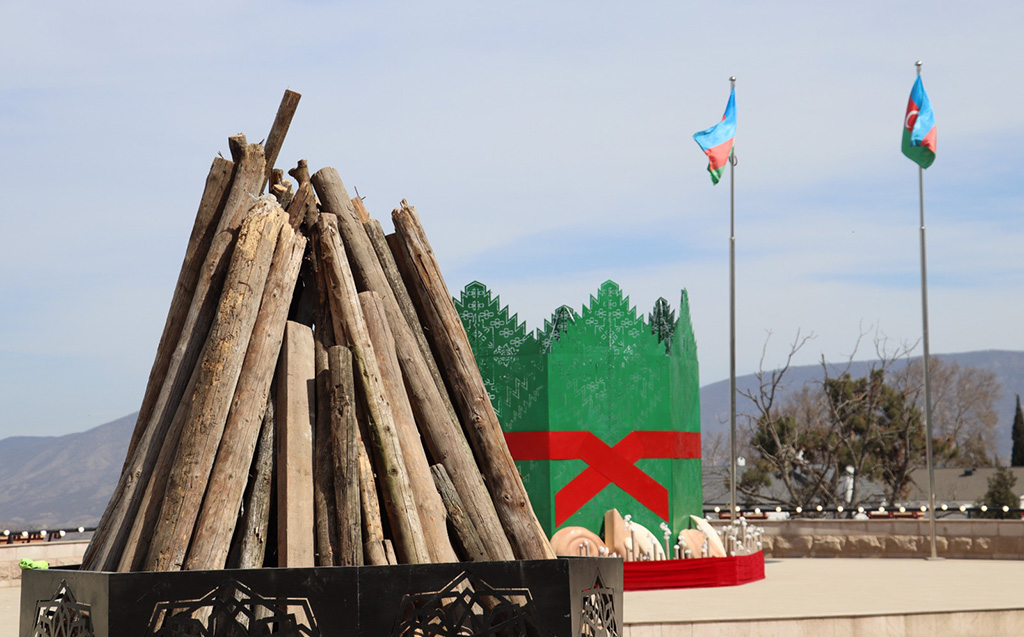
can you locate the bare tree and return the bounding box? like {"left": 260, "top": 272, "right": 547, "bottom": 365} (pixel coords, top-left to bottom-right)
{"left": 701, "top": 430, "right": 729, "bottom": 467}
{"left": 894, "top": 358, "right": 1001, "bottom": 467}
{"left": 736, "top": 330, "right": 841, "bottom": 509}
{"left": 821, "top": 329, "right": 919, "bottom": 507}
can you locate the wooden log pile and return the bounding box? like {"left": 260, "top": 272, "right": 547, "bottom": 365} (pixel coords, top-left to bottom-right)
{"left": 82, "top": 91, "right": 554, "bottom": 573}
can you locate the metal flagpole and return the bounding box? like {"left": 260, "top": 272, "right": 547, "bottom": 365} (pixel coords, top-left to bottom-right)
{"left": 915, "top": 60, "right": 939, "bottom": 560}
{"left": 728, "top": 75, "right": 738, "bottom": 525}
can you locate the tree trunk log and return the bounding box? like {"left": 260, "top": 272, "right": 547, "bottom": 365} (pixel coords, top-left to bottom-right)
{"left": 313, "top": 168, "right": 512, "bottom": 561}
{"left": 357, "top": 421, "right": 388, "bottom": 566}
{"left": 262, "top": 90, "right": 301, "bottom": 192}
{"left": 313, "top": 345, "right": 338, "bottom": 566}
{"left": 363, "top": 219, "right": 454, "bottom": 422}
{"left": 144, "top": 201, "right": 286, "bottom": 572}
{"left": 391, "top": 201, "right": 554, "bottom": 560}
{"left": 316, "top": 212, "right": 430, "bottom": 564}
{"left": 359, "top": 291, "right": 457, "bottom": 563}
{"left": 84, "top": 139, "right": 267, "bottom": 572}
{"left": 286, "top": 182, "right": 316, "bottom": 231}
{"left": 312, "top": 309, "right": 337, "bottom": 567}
{"left": 235, "top": 390, "right": 276, "bottom": 569}
{"left": 275, "top": 321, "right": 317, "bottom": 568}
{"left": 184, "top": 221, "right": 306, "bottom": 570}
{"left": 123, "top": 156, "right": 234, "bottom": 469}
{"left": 431, "top": 464, "right": 489, "bottom": 562}
{"left": 328, "top": 345, "right": 362, "bottom": 566}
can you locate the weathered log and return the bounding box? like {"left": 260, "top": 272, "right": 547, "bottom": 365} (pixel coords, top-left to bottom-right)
{"left": 431, "top": 464, "right": 489, "bottom": 562}
{"left": 84, "top": 139, "right": 267, "bottom": 572}
{"left": 271, "top": 179, "right": 294, "bottom": 210}
{"left": 392, "top": 201, "right": 555, "bottom": 560}
{"left": 359, "top": 291, "right": 457, "bottom": 563}
{"left": 370, "top": 222, "right": 514, "bottom": 560}
{"left": 262, "top": 90, "right": 301, "bottom": 192}
{"left": 328, "top": 345, "right": 362, "bottom": 566}
{"left": 123, "top": 156, "right": 234, "bottom": 469}
{"left": 288, "top": 158, "right": 311, "bottom": 186}
{"left": 312, "top": 169, "right": 512, "bottom": 561}
{"left": 184, "top": 221, "right": 306, "bottom": 570}
{"left": 235, "top": 390, "right": 276, "bottom": 569}
{"left": 357, "top": 423, "right": 388, "bottom": 566}
{"left": 351, "top": 194, "right": 370, "bottom": 223}
{"left": 383, "top": 540, "right": 398, "bottom": 566}
{"left": 316, "top": 212, "right": 430, "bottom": 564}
{"left": 363, "top": 218, "right": 453, "bottom": 421}
{"left": 312, "top": 246, "right": 338, "bottom": 566}
{"left": 286, "top": 182, "right": 316, "bottom": 231}
{"left": 275, "top": 321, "right": 317, "bottom": 567}
{"left": 144, "top": 201, "right": 286, "bottom": 572}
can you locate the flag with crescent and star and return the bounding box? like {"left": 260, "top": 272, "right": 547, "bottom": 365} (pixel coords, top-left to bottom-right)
{"left": 693, "top": 88, "right": 736, "bottom": 185}
{"left": 902, "top": 75, "right": 937, "bottom": 169}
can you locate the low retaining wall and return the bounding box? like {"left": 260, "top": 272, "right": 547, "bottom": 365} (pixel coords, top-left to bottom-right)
{"left": 3, "top": 520, "right": 1021, "bottom": 587}
{"left": 0, "top": 541, "right": 88, "bottom": 588}
{"left": 748, "top": 519, "right": 1024, "bottom": 559}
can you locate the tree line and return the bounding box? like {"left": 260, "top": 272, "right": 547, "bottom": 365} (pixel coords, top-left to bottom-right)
{"left": 723, "top": 330, "right": 1016, "bottom": 511}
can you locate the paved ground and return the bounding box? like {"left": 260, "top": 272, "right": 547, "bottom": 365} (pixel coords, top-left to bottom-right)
{"left": 1, "top": 585, "right": 18, "bottom": 637}
{"left": 4, "top": 559, "right": 1024, "bottom": 635}
{"left": 624, "top": 557, "right": 1024, "bottom": 625}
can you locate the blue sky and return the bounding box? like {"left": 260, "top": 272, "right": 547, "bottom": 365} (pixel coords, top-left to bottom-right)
{"left": 2, "top": 2, "right": 1022, "bottom": 438}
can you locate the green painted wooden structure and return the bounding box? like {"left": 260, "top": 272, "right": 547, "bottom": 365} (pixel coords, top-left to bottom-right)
{"left": 455, "top": 280, "right": 702, "bottom": 538}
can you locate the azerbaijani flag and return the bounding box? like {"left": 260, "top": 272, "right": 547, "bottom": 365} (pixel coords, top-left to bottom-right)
{"left": 693, "top": 88, "right": 736, "bottom": 185}
{"left": 902, "top": 76, "right": 937, "bottom": 169}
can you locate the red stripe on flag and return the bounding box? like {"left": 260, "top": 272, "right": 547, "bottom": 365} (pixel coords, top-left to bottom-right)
{"left": 706, "top": 139, "right": 734, "bottom": 171}
{"left": 920, "top": 126, "right": 937, "bottom": 153}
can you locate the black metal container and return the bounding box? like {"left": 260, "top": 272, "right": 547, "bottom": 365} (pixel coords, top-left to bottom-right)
{"left": 21, "top": 557, "right": 621, "bottom": 636}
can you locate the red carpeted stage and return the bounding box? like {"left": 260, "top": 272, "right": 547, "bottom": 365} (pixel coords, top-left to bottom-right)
{"left": 623, "top": 551, "right": 765, "bottom": 591}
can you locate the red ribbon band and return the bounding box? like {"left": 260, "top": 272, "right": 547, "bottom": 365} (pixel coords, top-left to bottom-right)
{"left": 504, "top": 430, "right": 701, "bottom": 525}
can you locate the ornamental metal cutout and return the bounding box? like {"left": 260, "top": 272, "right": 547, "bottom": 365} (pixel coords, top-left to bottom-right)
{"left": 31, "top": 580, "right": 95, "bottom": 637}
{"left": 580, "top": 573, "right": 618, "bottom": 637}
{"left": 390, "top": 570, "right": 555, "bottom": 637}
{"left": 146, "top": 579, "right": 318, "bottom": 637}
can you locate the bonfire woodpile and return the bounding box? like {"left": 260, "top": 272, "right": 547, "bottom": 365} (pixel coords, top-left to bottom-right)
{"left": 82, "top": 91, "right": 554, "bottom": 573}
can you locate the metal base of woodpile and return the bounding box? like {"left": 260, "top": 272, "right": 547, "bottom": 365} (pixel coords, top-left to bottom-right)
{"left": 21, "top": 557, "right": 621, "bottom": 636}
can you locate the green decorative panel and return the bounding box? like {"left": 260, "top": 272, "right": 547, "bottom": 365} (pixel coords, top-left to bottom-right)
{"left": 457, "top": 280, "right": 702, "bottom": 539}
{"left": 454, "top": 282, "right": 550, "bottom": 526}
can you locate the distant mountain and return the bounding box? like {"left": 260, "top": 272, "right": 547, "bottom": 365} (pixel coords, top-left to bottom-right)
{"left": 700, "top": 350, "right": 1024, "bottom": 464}
{"left": 0, "top": 413, "right": 135, "bottom": 529}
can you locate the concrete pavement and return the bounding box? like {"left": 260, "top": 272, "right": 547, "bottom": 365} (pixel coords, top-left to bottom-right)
{"left": 1, "top": 585, "right": 18, "bottom": 637}
{"left": 624, "top": 557, "right": 1024, "bottom": 624}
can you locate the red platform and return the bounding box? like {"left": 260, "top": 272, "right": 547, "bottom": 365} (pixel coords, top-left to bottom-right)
{"left": 622, "top": 551, "right": 765, "bottom": 591}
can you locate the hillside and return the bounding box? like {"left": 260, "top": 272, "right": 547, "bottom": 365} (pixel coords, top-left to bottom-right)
{"left": 0, "top": 413, "right": 134, "bottom": 529}
{"left": 700, "top": 350, "right": 1024, "bottom": 464}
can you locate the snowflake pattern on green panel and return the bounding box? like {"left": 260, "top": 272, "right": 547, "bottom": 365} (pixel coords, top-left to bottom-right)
{"left": 453, "top": 282, "right": 544, "bottom": 430}
{"left": 545, "top": 281, "right": 673, "bottom": 534}
{"left": 669, "top": 289, "right": 702, "bottom": 532}
{"left": 538, "top": 305, "right": 578, "bottom": 354}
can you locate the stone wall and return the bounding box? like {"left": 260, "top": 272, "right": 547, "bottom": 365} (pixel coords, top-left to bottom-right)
{"left": 0, "top": 541, "right": 88, "bottom": 588}
{"left": 742, "top": 519, "right": 1024, "bottom": 559}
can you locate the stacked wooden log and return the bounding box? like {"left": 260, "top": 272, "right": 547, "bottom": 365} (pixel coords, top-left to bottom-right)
{"left": 82, "top": 91, "right": 554, "bottom": 573}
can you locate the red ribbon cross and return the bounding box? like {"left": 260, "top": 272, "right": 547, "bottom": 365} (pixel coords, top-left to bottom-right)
{"left": 504, "top": 430, "right": 701, "bottom": 526}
